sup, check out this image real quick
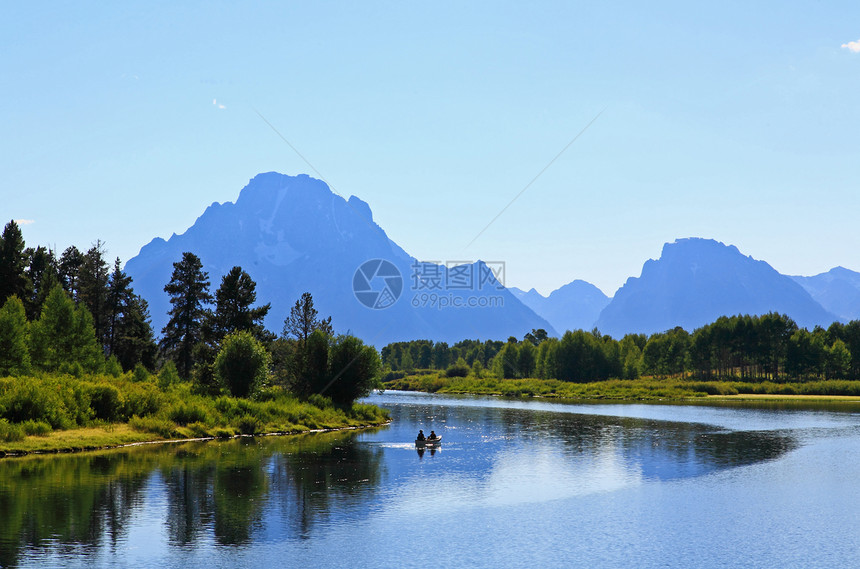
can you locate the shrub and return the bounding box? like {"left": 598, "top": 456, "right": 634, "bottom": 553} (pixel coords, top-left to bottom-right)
{"left": 445, "top": 358, "right": 470, "bottom": 378}
{"left": 88, "top": 383, "right": 122, "bottom": 421}
{"left": 132, "top": 363, "right": 151, "bottom": 383}
{"left": 122, "top": 383, "right": 163, "bottom": 418}
{"left": 214, "top": 331, "right": 270, "bottom": 398}
{"left": 0, "top": 418, "right": 24, "bottom": 442}
{"left": 187, "top": 421, "right": 210, "bottom": 438}
{"left": 21, "top": 420, "right": 51, "bottom": 436}
{"left": 234, "top": 414, "right": 262, "bottom": 435}
{"left": 158, "top": 361, "right": 180, "bottom": 390}
{"left": 129, "top": 415, "right": 176, "bottom": 438}
{"left": 167, "top": 401, "right": 210, "bottom": 426}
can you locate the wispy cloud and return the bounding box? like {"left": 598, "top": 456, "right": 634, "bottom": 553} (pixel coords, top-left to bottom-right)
{"left": 213, "top": 98, "right": 226, "bottom": 109}
{"left": 14, "top": 219, "right": 34, "bottom": 225}
{"left": 842, "top": 39, "right": 860, "bottom": 53}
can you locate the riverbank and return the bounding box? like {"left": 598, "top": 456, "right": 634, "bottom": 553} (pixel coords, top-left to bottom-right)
{"left": 0, "top": 420, "right": 390, "bottom": 457}
{"left": 0, "top": 373, "right": 390, "bottom": 456}
{"left": 383, "top": 373, "right": 860, "bottom": 402}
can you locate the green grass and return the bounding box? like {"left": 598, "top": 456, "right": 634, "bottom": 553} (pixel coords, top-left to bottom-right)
{"left": 0, "top": 372, "right": 390, "bottom": 455}
{"left": 384, "top": 372, "right": 860, "bottom": 402}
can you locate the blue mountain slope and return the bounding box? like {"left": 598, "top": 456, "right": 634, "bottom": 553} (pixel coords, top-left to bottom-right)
{"left": 594, "top": 238, "right": 839, "bottom": 338}
{"left": 125, "top": 172, "right": 555, "bottom": 346}
{"left": 791, "top": 267, "right": 860, "bottom": 322}
{"left": 509, "top": 280, "right": 610, "bottom": 334}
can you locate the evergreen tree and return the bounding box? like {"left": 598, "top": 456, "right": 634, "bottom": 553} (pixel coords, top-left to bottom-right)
{"left": 283, "top": 292, "right": 332, "bottom": 343}
{"left": 0, "top": 220, "right": 29, "bottom": 305}
{"left": 106, "top": 257, "right": 133, "bottom": 355}
{"left": 160, "top": 252, "right": 213, "bottom": 379}
{"left": 58, "top": 245, "right": 84, "bottom": 300}
{"left": 78, "top": 241, "right": 110, "bottom": 349}
{"left": 29, "top": 286, "right": 103, "bottom": 373}
{"left": 25, "top": 246, "right": 59, "bottom": 320}
{"left": 0, "top": 295, "right": 30, "bottom": 375}
{"left": 113, "top": 294, "right": 158, "bottom": 371}
{"left": 208, "top": 266, "right": 272, "bottom": 344}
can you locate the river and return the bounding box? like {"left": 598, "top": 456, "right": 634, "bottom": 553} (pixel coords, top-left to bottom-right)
{"left": 2, "top": 391, "right": 860, "bottom": 568}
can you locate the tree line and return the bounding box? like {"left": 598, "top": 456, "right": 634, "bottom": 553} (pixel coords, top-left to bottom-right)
{"left": 383, "top": 314, "right": 860, "bottom": 383}
{"left": 0, "top": 220, "right": 378, "bottom": 404}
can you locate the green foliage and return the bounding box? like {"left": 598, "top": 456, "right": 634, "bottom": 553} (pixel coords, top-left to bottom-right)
{"left": 326, "top": 334, "right": 381, "bottom": 404}
{"left": 234, "top": 414, "right": 262, "bottom": 435}
{"left": 132, "top": 363, "right": 151, "bottom": 382}
{"left": 29, "top": 286, "right": 104, "bottom": 374}
{"left": 214, "top": 331, "right": 271, "bottom": 398}
{"left": 129, "top": 415, "right": 177, "bottom": 438}
{"left": 105, "top": 356, "right": 123, "bottom": 378}
{"left": 0, "top": 418, "right": 24, "bottom": 442}
{"left": 167, "top": 401, "right": 210, "bottom": 426}
{"left": 207, "top": 265, "right": 273, "bottom": 345}
{"left": 158, "top": 360, "right": 180, "bottom": 390}
{"left": 0, "top": 296, "right": 30, "bottom": 376}
{"left": 0, "top": 220, "right": 29, "bottom": 305}
{"left": 87, "top": 383, "right": 122, "bottom": 422}
{"left": 445, "top": 357, "right": 470, "bottom": 378}
{"left": 160, "top": 252, "right": 213, "bottom": 379}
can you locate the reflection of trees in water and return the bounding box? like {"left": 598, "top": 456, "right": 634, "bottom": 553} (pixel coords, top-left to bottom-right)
{"left": 0, "top": 451, "right": 155, "bottom": 568}
{"left": 0, "top": 431, "right": 386, "bottom": 566}
{"left": 494, "top": 407, "right": 796, "bottom": 481}
{"left": 267, "top": 433, "right": 385, "bottom": 540}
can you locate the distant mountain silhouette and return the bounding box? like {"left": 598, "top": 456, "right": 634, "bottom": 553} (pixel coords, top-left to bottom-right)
{"left": 791, "top": 267, "right": 860, "bottom": 322}
{"left": 125, "top": 172, "right": 555, "bottom": 346}
{"left": 510, "top": 280, "right": 610, "bottom": 334}
{"left": 593, "top": 238, "right": 840, "bottom": 338}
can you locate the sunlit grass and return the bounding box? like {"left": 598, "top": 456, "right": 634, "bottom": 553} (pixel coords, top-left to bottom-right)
{"left": 385, "top": 372, "right": 860, "bottom": 402}
{"left": 0, "top": 372, "right": 390, "bottom": 455}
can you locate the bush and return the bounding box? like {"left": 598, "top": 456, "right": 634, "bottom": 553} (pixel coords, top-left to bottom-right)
{"left": 234, "top": 414, "right": 262, "bottom": 435}
{"left": 132, "top": 363, "right": 151, "bottom": 383}
{"left": 0, "top": 418, "right": 24, "bottom": 442}
{"left": 187, "top": 421, "right": 210, "bottom": 438}
{"left": 21, "top": 420, "right": 51, "bottom": 436}
{"left": 167, "top": 401, "right": 210, "bottom": 426}
{"left": 445, "top": 358, "right": 470, "bottom": 378}
{"left": 158, "top": 361, "right": 180, "bottom": 390}
{"left": 214, "top": 331, "right": 270, "bottom": 398}
{"left": 129, "top": 415, "right": 176, "bottom": 438}
{"left": 88, "top": 383, "right": 122, "bottom": 422}
{"left": 122, "top": 383, "right": 163, "bottom": 418}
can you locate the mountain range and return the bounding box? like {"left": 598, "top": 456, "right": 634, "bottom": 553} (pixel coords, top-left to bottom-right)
{"left": 125, "top": 172, "right": 860, "bottom": 343}
{"left": 125, "top": 172, "right": 555, "bottom": 347}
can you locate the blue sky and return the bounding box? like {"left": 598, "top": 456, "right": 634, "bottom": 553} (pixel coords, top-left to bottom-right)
{"left": 3, "top": 2, "right": 859, "bottom": 296}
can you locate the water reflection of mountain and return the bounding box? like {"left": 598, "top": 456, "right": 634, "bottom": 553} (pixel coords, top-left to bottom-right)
{"left": 0, "top": 431, "right": 385, "bottom": 567}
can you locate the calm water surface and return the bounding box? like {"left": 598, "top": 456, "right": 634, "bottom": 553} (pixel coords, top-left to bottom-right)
{"left": 2, "top": 391, "right": 860, "bottom": 568}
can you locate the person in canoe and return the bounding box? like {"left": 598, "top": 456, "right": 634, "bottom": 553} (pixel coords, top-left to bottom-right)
{"left": 416, "top": 430, "right": 426, "bottom": 441}
{"left": 428, "top": 430, "right": 438, "bottom": 440}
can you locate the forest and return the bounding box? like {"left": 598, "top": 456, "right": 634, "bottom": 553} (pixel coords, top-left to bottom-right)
{"left": 383, "top": 313, "right": 860, "bottom": 383}
{"left": 0, "top": 220, "right": 386, "bottom": 448}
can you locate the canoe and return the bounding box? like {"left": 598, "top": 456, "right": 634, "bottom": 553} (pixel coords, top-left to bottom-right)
{"left": 415, "top": 437, "right": 442, "bottom": 446}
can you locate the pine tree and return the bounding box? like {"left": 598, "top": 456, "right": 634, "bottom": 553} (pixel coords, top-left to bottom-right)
{"left": 25, "top": 246, "right": 60, "bottom": 320}
{"left": 29, "top": 286, "right": 103, "bottom": 373}
{"left": 58, "top": 245, "right": 84, "bottom": 300}
{"left": 207, "top": 266, "right": 272, "bottom": 345}
{"left": 283, "top": 292, "right": 332, "bottom": 343}
{"left": 0, "top": 295, "right": 30, "bottom": 375}
{"left": 0, "top": 220, "right": 29, "bottom": 305}
{"left": 78, "top": 241, "right": 110, "bottom": 349}
{"left": 160, "top": 252, "right": 213, "bottom": 379}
